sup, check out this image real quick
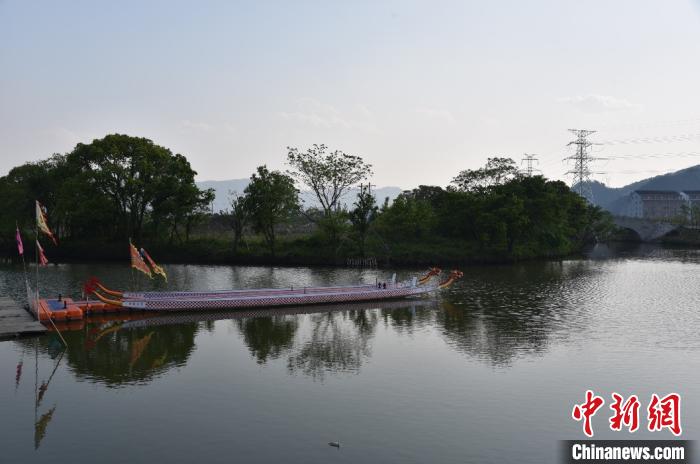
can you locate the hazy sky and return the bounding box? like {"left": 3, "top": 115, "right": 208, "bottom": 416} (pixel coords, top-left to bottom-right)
{"left": 2, "top": 0, "right": 700, "bottom": 188}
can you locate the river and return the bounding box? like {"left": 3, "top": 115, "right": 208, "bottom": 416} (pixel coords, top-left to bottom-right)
{"left": 0, "top": 244, "right": 698, "bottom": 463}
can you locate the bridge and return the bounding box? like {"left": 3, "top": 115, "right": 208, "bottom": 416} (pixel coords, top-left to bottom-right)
{"left": 612, "top": 216, "right": 679, "bottom": 242}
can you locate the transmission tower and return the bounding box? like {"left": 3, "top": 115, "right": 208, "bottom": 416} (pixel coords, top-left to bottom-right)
{"left": 564, "top": 129, "right": 603, "bottom": 202}
{"left": 521, "top": 154, "right": 540, "bottom": 177}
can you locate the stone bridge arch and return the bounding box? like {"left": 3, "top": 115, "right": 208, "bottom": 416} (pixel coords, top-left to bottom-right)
{"left": 612, "top": 216, "right": 679, "bottom": 242}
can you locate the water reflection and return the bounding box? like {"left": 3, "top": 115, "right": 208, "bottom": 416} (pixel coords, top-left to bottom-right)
{"left": 381, "top": 302, "right": 436, "bottom": 334}
{"left": 13, "top": 280, "right": 575, "bottom": 388}
{"left": 30, "top": 339, "right": 65, "bottom": 450}
{"left": 237, "top": 316, "right": 298, "bottom": 364}
{"left": 16, "top": 322, "right": 198, "bottom": 387}
{"left": 3, "top": 254, "right": 700, "bottom": 463}
{"left": 287, "top": 310, "right": 379, "bottom": 380}
{"left": 432, "top": 261, "right": 598, "bottom": 366}
{"left": 436, "top": 301, "right": 549, "bottom": 366}
{"left": 4, "top": 259, "right": 612, "bottom": 387}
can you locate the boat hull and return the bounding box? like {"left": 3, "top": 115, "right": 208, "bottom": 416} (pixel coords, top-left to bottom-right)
{"left": 121, "top": 285, "right": 435, "bottom": 311}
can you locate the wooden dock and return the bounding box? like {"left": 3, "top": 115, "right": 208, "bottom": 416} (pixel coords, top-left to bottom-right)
{"left": 0, "top": 296, "right": 46, "bottom": 340}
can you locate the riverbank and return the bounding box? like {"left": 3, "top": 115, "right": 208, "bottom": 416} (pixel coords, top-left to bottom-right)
{"left": 2, "top": 236, "right": 595, "bottom": 267}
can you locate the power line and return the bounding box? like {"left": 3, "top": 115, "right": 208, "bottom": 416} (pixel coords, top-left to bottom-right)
{"left": 597, "top": 116, "right": 700, "bottom": 131}
{"left": 599, "top": 132, "right": 700, "bottom": 145}
{"left": 564, "top": 129, "right": 604, "bottom": 202}
{"left": 602, "top": 151, "right": 700, "bottom": 160}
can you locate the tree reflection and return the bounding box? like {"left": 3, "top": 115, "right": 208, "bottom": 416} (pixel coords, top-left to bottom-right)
{"left": 236, "top": 316, "right": 298, "bottom": 364}
{"left": 286, "top": 310, "right": 379, "bottom": 381}
{"left": 436, "top": 299, "right": 550, "bottom": 366}
{"left": 56, "top": 323, "right": 198, "bottom": 386}
{"left": 381, "top": 303, "right": 436, "bottom": 334}
{"left": 431, "top": 261, "right": 593, "bottom": 366}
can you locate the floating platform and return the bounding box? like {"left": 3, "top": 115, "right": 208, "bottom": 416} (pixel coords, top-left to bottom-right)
{"left": 36, "top": 297, "right": 125, "bottom": 322}
{"left": 0, "top": 296, "right": 47, "bottom": 340}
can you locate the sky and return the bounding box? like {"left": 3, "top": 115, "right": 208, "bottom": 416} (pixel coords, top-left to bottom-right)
{"left": 1, "top": 0, "right": 700, "bottom": 189}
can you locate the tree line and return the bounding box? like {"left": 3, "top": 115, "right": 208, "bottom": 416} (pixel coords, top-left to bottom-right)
{"left": 229, "top": 151, "right": 612, "bottom": 262}
{"left": 0, "top": 134, "right": 213, "bottom": 245}
{"left": 0, "top": 134, "right": 612, "bottom": 263}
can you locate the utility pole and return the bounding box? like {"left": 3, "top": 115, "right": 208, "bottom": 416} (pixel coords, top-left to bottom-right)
{"left": 359, "top": 183, "right": 375, "bottom": 196}
{"left": 521, "top": 154, "right": 539, "bottom": 177}
{"left": 564, "top": 129, "right": 603, "bottom": 203}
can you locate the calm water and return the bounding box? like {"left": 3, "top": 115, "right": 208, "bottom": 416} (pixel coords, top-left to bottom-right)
{"left": 1, "top": 244, "right": 699, "bottom": 463}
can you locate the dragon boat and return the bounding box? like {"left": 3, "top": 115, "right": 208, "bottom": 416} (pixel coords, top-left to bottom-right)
{"left": 86, "top": 269, "right": 462, "bottom": 312}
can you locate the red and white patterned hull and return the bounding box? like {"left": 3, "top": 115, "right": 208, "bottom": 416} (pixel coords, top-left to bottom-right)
{"left": 121, "top": 284, "right": 435, "bottom": 311}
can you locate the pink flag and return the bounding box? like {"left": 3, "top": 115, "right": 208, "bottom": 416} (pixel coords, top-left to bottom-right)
{"left": 15, "top": 227, "right": 24, "bottom": 256}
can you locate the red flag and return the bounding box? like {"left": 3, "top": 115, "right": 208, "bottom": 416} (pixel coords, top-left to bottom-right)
{"left": 36, "top": 241, "right": 49, "bottom": 266}
{"left": 130, "top": 242, "right": 152, "bottom": 278}
{"left": 141, "top": 248, "right": 167, "bottom": 281}
{"left": 15, "top": 227, "right": 24, "bottom": 256}
{"left": 83, "top": 277, "right": 100, "bottom": 295}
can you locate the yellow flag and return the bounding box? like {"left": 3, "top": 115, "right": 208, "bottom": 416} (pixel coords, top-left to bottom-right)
{"left": 36, "top": 201, "right": 57, "bottom": 244}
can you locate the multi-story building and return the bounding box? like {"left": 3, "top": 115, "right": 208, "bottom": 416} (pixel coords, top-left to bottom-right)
{"left": 626, "top": 190, "right": 689, "bottom": 220}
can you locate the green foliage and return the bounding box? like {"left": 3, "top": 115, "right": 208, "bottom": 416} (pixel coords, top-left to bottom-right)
{"left": 372, "top": 165, "right": 609, "bottom": 262}
{"left": 0, "top": 155, "right": 68, "bottom": 246}
{"left": 286, "top": 144, "right": 373, "bottom": 216}
{"left": 0, "top": 141, "right": 609, "bottom": 265}
{"left": 287, "top": 144, "right": 372, "bottom": 248}
{"left": 374, "top": 186, "right": 439, "bottom": 241}
{"left": 228, "top": 191, "right": 248, "bottom": 253}
{"left": 0, "top": 134, "right": 215, "bottom": 255}
{"left": 243, "top": 165, "right": 299, "bottom": 256}
{"left": 451, "top": 157, "right": 520, "bottom": 192}
{"left": 349, "top": 185, "right": 378, "bottom": 257}
{"left": 63, "top": 134, "right": 210, "bottom": 241}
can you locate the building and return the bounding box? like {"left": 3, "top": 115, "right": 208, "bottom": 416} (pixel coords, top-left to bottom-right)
{"left": 626, "top": 190, "right": 689, "bottom": 220}
{"left": 683, "top": 190, "right": 700, "bottom": 210}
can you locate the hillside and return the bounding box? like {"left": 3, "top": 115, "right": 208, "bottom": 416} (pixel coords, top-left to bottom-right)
{"left": 197, "top": 179, "right": 403, "bottom": 213}
{"left": 581, "top": 165, "right": 700, "bottom": 214}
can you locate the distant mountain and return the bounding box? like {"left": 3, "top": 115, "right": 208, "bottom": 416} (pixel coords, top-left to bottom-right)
{"left": 196, "top": 179, "right": 250, "bottom": 212}
{"left": 581, "top": 165, "right": 700, "bottom": 215}
{"left": 197, "top": 179, "right": 403, "bottom": 213}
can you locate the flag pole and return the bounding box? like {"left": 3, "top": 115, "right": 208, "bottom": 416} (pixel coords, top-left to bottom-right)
{"left": 34, "top": 203, "right": 67, "bottom": 347}
{"left": 35, "top": 218, "right": 39, "bottom": 319}
{"left": 129, "top": 238, "right": 135, "bottom": 291}
{"left": 17, "top": 221, "right": 31, "bottom": 305}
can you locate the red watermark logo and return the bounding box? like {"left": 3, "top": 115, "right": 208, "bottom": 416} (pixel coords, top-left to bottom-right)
{"left": 572, "top": 391, "right": 681, "bottom": 437}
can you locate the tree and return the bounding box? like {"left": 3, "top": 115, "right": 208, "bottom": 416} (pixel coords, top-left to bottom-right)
{"left": 374, "top": 191, "right": 436, "bottom": 240}
{"left": 287, "top": 144, "right": 373, "bottom": 216}
{"left": 287, "top": 144, "right": 372, "bottom": 246}
{"left": 228, "top": 191, "right": 247, "bottom": 253}
{"left": 182, "top": 186, "right": 215, "bottom": 242}
{"left": 452, "top": 157, "right": 520, "bottom": 192}
{"left": 0, "top": 156, "right": 68, "bottom": 249}
{"left": 349, "top": 185, "right": 378, "bottom": 257}
{"left": 243, "top": 166, "right": 299, "bottom": 256}
{"left": 64, "top": 134, "right": 207, "bottom": 241}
